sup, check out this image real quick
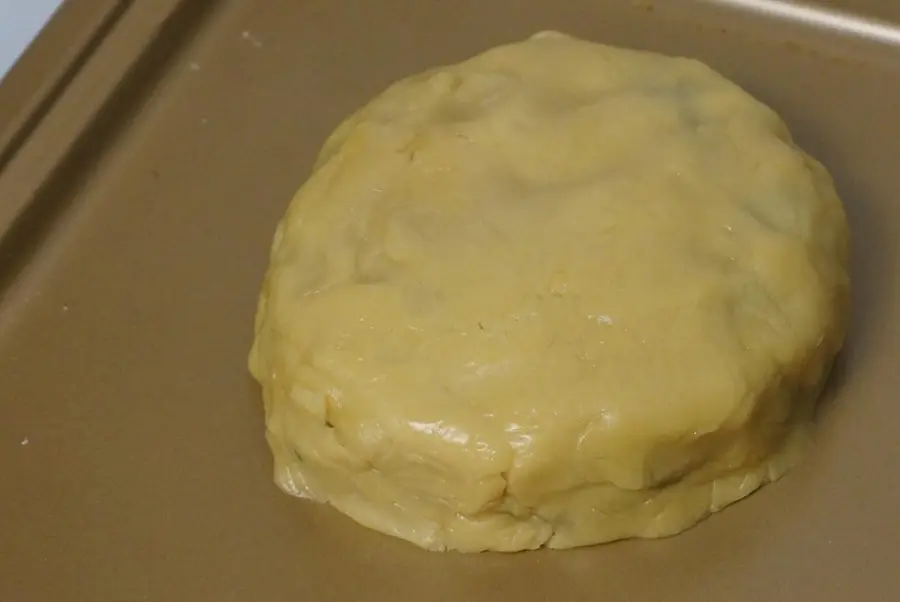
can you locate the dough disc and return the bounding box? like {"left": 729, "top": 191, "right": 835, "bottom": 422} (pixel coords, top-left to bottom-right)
{"left": 249, "top": 32, "right": 850, "bottom": 552}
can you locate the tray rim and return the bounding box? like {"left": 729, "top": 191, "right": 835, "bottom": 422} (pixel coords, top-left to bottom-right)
{"left": 0, "top": 0, "right": 208, "bottom": 245}
{"left": 0, "top": 0, "right": 220, "bottom": 298}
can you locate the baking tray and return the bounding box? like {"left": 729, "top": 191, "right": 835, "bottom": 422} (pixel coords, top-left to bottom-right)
{"left": 1, "top": 1, "right": 898, "bottom": 600}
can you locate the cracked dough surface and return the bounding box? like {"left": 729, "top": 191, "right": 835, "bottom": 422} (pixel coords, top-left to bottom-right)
{"left": 248, "top": 32, "right": 850, "bottom": 552}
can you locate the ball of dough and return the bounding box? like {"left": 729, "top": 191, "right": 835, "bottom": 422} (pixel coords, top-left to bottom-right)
{"left": 249, "top": 32, "right": 849, "bottom": 552}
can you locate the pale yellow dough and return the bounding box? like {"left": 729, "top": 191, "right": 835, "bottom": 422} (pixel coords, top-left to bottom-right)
{"left": 249, "top": 32, "right": 850, "bottom": 552}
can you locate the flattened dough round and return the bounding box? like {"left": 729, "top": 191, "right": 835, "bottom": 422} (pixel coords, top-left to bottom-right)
{"left": 249, "top": 32, "right": 850, "bottom": 552}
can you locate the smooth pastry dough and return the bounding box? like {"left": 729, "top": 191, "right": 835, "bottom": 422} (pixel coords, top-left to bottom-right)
{"left": 249, "top": 32, "right": 850, "bottom": 552}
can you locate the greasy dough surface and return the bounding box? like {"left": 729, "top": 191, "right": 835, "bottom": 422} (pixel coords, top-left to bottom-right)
{"left": 249, "top": 32, "right": 850, "bottom": 552}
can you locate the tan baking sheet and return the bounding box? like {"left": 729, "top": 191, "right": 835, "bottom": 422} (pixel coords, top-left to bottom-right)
{"left": 1, "top": 1, "right": 898, "bottom": 600}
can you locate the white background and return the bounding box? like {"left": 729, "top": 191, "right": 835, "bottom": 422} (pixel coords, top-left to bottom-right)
{"left": 0, "top": 0, "right": 64, "bottom": 80}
